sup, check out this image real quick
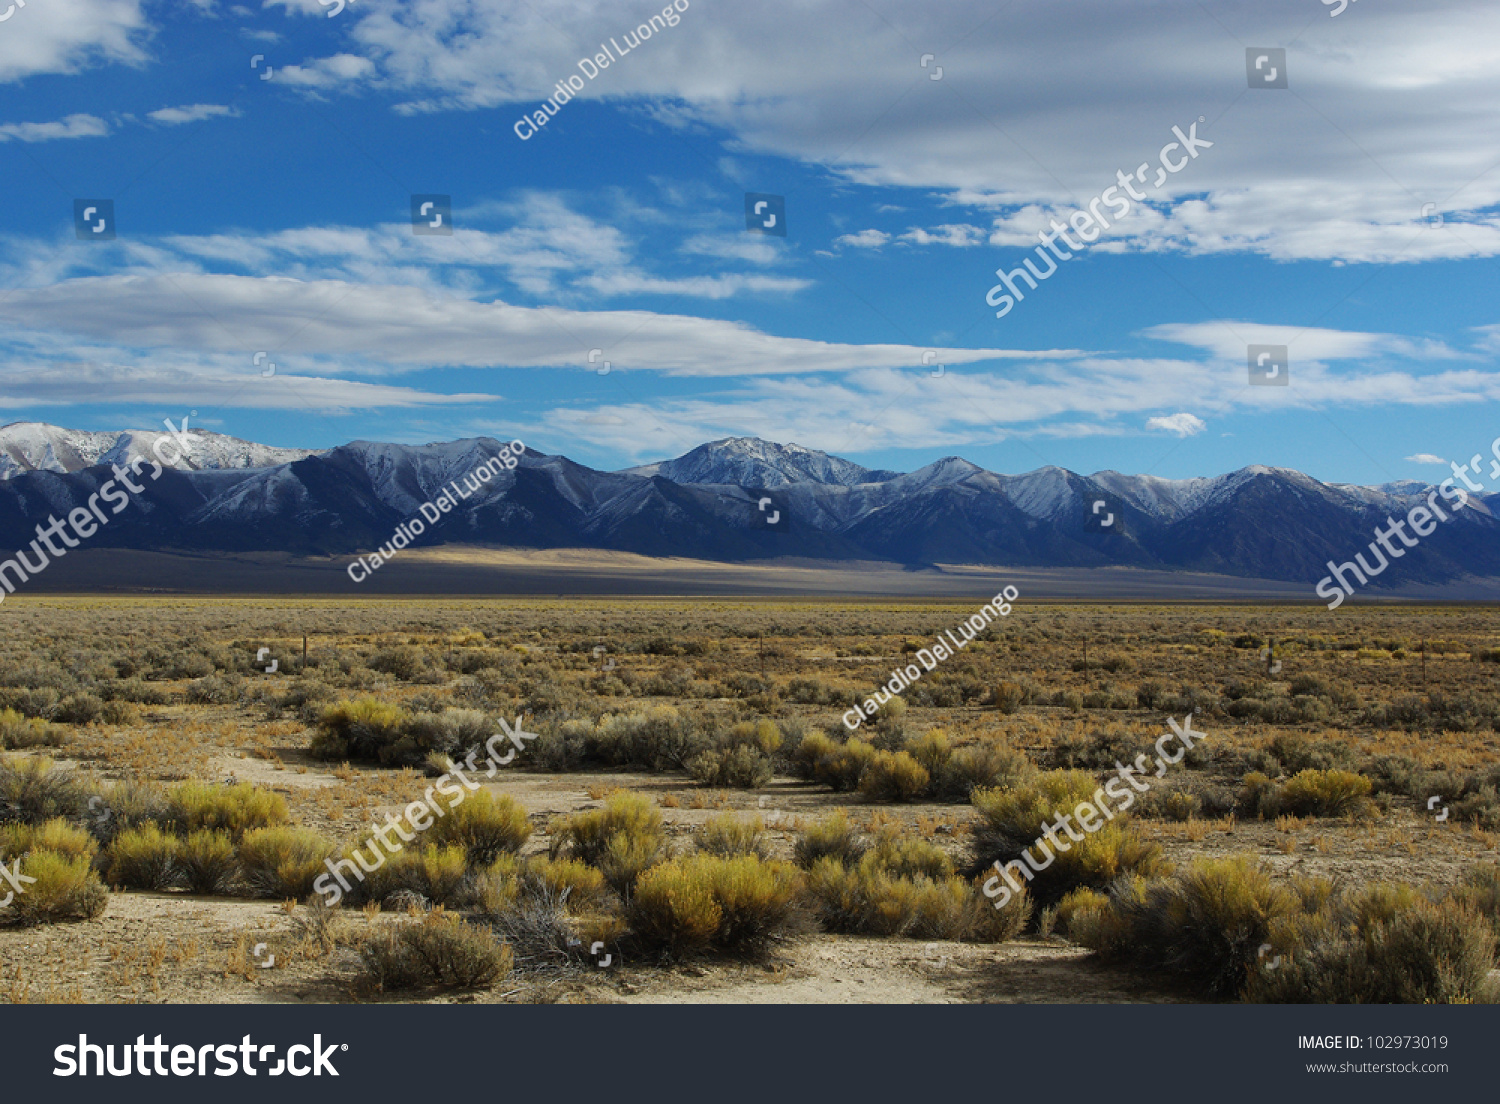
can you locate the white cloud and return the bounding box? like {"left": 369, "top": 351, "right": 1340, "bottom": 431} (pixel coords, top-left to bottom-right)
{"left": 259, "top": 0, "right": 336, "bottom": 14}
{"left": 274, "top": 54, "right": 376, "bottom": 88}
{"left": 129, "top": 193, "right": 805, "bottom": 302}
{"left": 0, "top": 273, "right": 1068, "bottom": 377}
{"left": 146, "top": 103, "right": 239, "bottom": 126}
{"left": 527, "top": 354, "right": 1500, "bottom": 461}
{"left": 899, "top": 224, "right": 986, "bottom": 247}
{"left": 578, "top": 271, "right": 809, "bottom": 299}
{"left": 679, "top": 233, "right": 781, "bottom": 265}
{"left": 295, "top": 0, "right": 1500, "bottom": 264}
{"left": 834, "top": 229, "right": 890, "bottom": 249}
{"left": 1405, "top": 453, "right": 1447, "bottom": 464}
{"left": 0, "top": 113, "right": 108, "bottom": 142}
{"left": 0, "top": 357, "right": 495, "bottom": 411}
{"left": 1144, "top": 322, "right": 1463, "bottom": 364}
{"left": 1147, "top": 412, "right": 1206, "bottom": 437}
{"left": 0, "top": 0, "right": 148, "bottom": 84}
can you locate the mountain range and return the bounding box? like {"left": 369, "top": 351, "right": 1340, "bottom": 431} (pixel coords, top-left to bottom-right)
{"left": 0, "top": 422, "right": 1495, "bottom": 589}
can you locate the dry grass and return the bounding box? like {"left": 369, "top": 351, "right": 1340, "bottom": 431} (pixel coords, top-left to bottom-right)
{"left": 1, "top": 596, "right": 1498, "bottom": 1003}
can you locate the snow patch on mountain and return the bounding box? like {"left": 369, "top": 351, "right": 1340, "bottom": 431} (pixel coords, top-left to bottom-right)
{"left": 627, "top": 437, "right": 899, "bottom": 488}
{"left": 0, "top": 422, "right": 317, "bottom": 479}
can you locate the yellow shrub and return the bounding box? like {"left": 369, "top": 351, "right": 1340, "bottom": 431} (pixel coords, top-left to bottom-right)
{"left": 178, "top": 829, "right": 238, "bottom": 895}
{"left": 553, "top": 792, "right": 666, "bottom": 894}
{"left": 473, "top": 855, "right": 521, "bottom": 917}
{"left": 805, "top": 857, "right": 916, "bottom": 936}
{"left": 1053, "top": 886, "right": 1109, "bottom": 940}
{"left": 627, "top": 861, "right": 723, "bottom": 954}
{"left": 105, "top": 824, "right": 181, "bottom": 890}
{"left": 523, "top": 856, "right": 607, "bottom": 911}
{"left": 965, "top": 874, "right": 1031, "bottom": 942}
{"left": 695, "top": 814, "right": 769, "bottom": 860}
{"left": 313, "top": 697, "right": 409, "bottom": 761}
{"left": 238, "top": 826, "right": 339, "bottom": 900}
{"left": 858, "top": 750, "right": 930, "bottom": 802}
{"left": 629, "top": 853, "right": 800, "bottom": 955}
{"left": 428, "top": 790, "right": 531, "bottom": 864}
{"left": 1279, "top": 770, "right": 1372, "bottom": 818}
{"left": 867, "top": 835, "right": 953, "bottom": 881}
{"left": 792, "top": 731, "right": 838, "bottom": 780}
{"left": 357, "top": 911, "right": 511, "bottom": 990}
{"left": 1073, "top": 856, "right": 1301, "bottom": 996}
{"left": 0, "top": 818, "right": 97, "bottom": 863}
{"left": 816, "top": 738, "right": 875, "bottom": 792}
{"left": 0, "top": 708, "right": 63, "bottom": 750}
{"left": 364, "top": 845, "right": 470, "bottom": 908}
{"left": 166, "top": 781, "right": 288, "bottom": 839}
{"left": 905, "top": 731, "right": 952, "bottom": 777}
{"left": 726, "top": 719, "right": 782, "bottom": 755}
{"left": 993, "top": 682, "right": 1027, "bottom": 714}
{"left": 793, "top": 810, "right": 867, "bottom": 869}
{"left": 804, "top": 853, "right": 1006, "bottom": 941}
{"left": 1, "top": 850, "right": 108, "bottom": 926}
{"left": 908, "top": 876, "right": 972, "bottom": 940}
{"left": 972, "top": 770, "right": 1167, "bottom": 904}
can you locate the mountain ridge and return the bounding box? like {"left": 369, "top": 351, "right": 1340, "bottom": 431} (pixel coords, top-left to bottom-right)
{"left": 0, "top": 423, "right": 1493, "bottom": 589}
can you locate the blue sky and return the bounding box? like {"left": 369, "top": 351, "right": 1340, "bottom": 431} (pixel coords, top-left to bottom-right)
{"left": 1, "top": 0, "right": 1498, "bottom": 486}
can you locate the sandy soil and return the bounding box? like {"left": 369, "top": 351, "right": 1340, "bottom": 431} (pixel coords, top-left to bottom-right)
{"left": 4, "top": 757, "right": 1490, "bottom": 1006}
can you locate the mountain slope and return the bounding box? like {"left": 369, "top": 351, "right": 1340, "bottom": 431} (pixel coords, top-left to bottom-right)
{"left": 0, "top": 425, "right": 1494, "bottom": 591}
{"left": 0, "top": 422, "right": 317, "bottom": 480}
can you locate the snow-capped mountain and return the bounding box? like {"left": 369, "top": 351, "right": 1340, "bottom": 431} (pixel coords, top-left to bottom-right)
{"left": 0, "top": 422, "right": 317, "bottom": 480}
{"left": 626, "top": 437, "right": 900, "bottom": 488}
{"left": 0, "top": 427, "right": 1495, "bottom": 588}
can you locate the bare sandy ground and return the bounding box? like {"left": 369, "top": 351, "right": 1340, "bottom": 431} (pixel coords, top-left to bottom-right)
{"left": 22, "top": 546, "right": 1500, "bottom": 600}
{"left": 602, "top": 936, "right": 1187, "bottom": 1004}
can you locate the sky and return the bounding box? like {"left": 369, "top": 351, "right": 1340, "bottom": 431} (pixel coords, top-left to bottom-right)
{"left": 1, "top": 0, "right": 1498, "bottom": 485}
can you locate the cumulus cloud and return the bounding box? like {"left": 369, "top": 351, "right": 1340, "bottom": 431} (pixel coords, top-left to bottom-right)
{"left": 122, "top": 194, "right": 808, "bottom": 302}
{"left": 899, "top": 224, "right": 986, "bottom": 247}
{"left": 273, "top": 54, "right": 377, "bottom": 88}
{"left": 1405, "top": 453, "right": 1447, "bottom": 464}
{"left": 274, "top": 0, "right": 1500, "bottom": 264}
{"left": 1147, "top": 413, "right": 1206, "bottom": 437}
{"left": 0, "top": 113, "right": 108, "bottom": 142}
{"left": 0, "top": 0, "right": 148, "bottom": 84}
{"left": 146, "top": 103, "right": 239, "bottom": 126}
{"left": 834, "top": 229, "right": 890, "bottom": 249}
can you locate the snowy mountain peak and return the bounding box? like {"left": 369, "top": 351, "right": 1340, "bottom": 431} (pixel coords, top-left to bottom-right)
{"left": 627, "top": 437, "right": 898, "bottom": 488}
{"left": 0, "top": 421, "right": 318, "bottom": 480}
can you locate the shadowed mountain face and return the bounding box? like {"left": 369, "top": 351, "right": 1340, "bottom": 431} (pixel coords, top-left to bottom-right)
{"left": 0, "top": 424, "right": 1495, "bottom": 588}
